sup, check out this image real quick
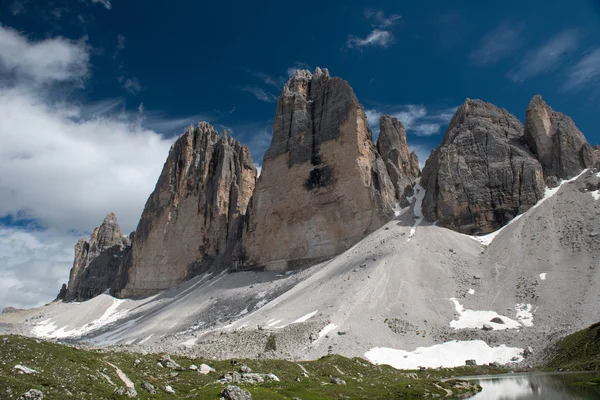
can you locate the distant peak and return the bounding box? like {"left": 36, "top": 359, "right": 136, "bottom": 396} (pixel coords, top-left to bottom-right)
{"left": 102, "top": 212, "right": 118, "bottom": 225}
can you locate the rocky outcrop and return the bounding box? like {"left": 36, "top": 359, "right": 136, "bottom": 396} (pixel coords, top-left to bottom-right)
{"left": 376, "top": 115, "right": 420, "bottom": 206}
{"left": 117, "top": 123, "right": 257, "bottom": 297}
{"left": 60, "top": 213, "right": 131, "bottom": 302}
{"left": 242, "top": 68, "right": 396, "bottom": 270}
{"left": 421, "top": 99, "right": 546, "bottom": 235}
{"left": 524, "top": 95, "right": 594, "bottom": 182}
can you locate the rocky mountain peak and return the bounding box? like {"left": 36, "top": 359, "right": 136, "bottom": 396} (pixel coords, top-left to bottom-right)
{"left": 376, "top": 115, "right": 420, "bottom": 206}
{"left": 524, "top": 95, "right": 594, "bottom": 181}
{"left": 421, "top": 99, "right": 545, "bottom": 234}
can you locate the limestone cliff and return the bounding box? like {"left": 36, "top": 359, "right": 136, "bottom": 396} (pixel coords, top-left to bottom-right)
{"left": 60, "top": 213, "right": 131, "bottom": 302}
{"left": 524, "top": 95, "right": 594, "bottom": 183}
{"left": 117, "top": 123, "right": 257, "bottom": 297}
{"left": 242, "top": 68, "right": 396, "bottom": 270}
{"left": 421, "top": 99, "right": 546, "bottom": 235}
{"left": 376, "top": 115, "right": 420, "bottom": 206}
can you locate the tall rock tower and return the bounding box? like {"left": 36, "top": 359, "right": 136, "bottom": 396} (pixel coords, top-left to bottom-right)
{"left": 242, "top": 68, "right": 397, "bottom": 270}
{"left": 117, "top": 123, "right": 257, "bottom": 297}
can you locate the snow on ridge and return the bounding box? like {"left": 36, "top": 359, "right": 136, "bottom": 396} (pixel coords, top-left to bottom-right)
{"left": 365, "top": 340, "right": 523, "bottom": 369}
{"left": 469, "top": 168, "right": 589, "bottom": 246}
{"left": 449, "top": 298, "right": 533, "bottom": 330}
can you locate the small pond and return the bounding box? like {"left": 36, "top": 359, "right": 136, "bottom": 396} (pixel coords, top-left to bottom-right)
{"left": 454, "top": 371, "right": 600, "bottom": 399}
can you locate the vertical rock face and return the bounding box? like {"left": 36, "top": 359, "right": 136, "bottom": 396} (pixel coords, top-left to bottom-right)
{"left": 376, "top": 115, "right": 420, "bottom": 206}
{"left": 117, "top": 123, "right": 257, "bottom": 297}
{"left": 243, "top": 68, "right": 396, "bottom": 270}
{"left": 524, "top": 95, "right": 594, "bottom": 181}
{"left": 61, "top": 213, "right": 131, "bottom": 302}
{"left": 421, "top": 99, "right": 546, "bottom": 235}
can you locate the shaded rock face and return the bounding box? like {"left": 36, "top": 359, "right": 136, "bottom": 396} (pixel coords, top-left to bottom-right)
{"left": 421, "top": 99, "right": 546, "bottom": 235}
{"left": 243, "top": 68, "right": 396, "bottom": 270}
{"left": 118, "top": 123, "right": 257, "bottom": 297}
{"left": 61, "top": 213, "right": 131, "bottom": 302}
{"left": 376, "top": 115, "right": 420, "bottom": 206}
{"left": 524, "top": 95, "right": 594, "bottom": 182}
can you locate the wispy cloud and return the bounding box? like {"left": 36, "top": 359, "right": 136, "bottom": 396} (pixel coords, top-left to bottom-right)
{"left": 10, "top": 0, "right": 26, "bottom": 15}
{"left": 347, "top": 30, "right": 395, "bottom": 49}
{"left": 366, "top": 105, "right": 457, "bottom": 137}
{"left": 346, "top": 9, "right": 401, "bottom": 50}
{"left": 241, "top": 86, "right": 278, "bottom": 103}
{"left": 563, "top": 48, "right": 600, "bottom": 91}
{"left": 365, "top": 9, "right": 402, "bottom": 28}
{"left": 113, "top": 34, "right": 125, "bottom": 59}
{"left": 244, "top": 69, "right": 285, "bottom": 89}
{"left": 90, "top": 0, "right": 111, "bottom": 9}
{"left": 508, "top": 29, "right": 579, "bottom": 82}
{"left": 119, "top": 76, "right": 142, "bottom": 94}
{"left": 470, "top": 22, "right": 524, "bottom": 65}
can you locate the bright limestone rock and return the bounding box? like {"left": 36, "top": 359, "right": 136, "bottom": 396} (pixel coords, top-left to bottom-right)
{"left": 243, "top": 68, "right": 396, "bottom": 270}
{"left": 117, "top": 123, "right": 257, "bottom": 297}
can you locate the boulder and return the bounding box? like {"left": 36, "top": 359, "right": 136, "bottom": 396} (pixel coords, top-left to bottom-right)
{"left": 17, "top": 389, "right": 43, "bottom": 400}
{"left": 465, "top": 359, "right": 477, "bottom": 367}
{"left": 118, "top": 123, "right": 257, "bottom": 297}
{"left": 199, "top": 363, "right": 216, "bottom": 374}
{"left": 60, "top": 213, "right": 131, "bottom": 302}
{"left": 243, "top": 68, "right": 396, "bottom": 270}
{"left": 158, "top": 354, "right": 180, "bottom": 369}
{"left": 377, "top": 115, "right": 420, "bottom": 206}
{"left": 524, "top": 95, "right": 593, "bottom": 181}
{"left": 221, "top": 385, "right": 252, "bottom": 400}
{"left": 421, "top": 99, "right": 545, "bottom": 234}
{"left": 141, "top": 382, "right": 156, "bottom": 394}
{"left": 331, "top": 377, "right": 346, "bottom": 385}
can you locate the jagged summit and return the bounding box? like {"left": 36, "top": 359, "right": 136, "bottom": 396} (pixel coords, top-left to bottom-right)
{"left": 524, "top": 94, "right": 594, "bottom": 183}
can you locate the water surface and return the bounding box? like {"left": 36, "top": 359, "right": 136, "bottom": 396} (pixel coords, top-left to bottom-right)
{"left": 455, "top": 371, "right": 600, "bottom": 399}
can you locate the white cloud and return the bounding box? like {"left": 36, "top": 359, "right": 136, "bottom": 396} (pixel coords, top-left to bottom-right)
{"left": 347, "top": 29, "right": 394, "bottom": 49}
{"left": 90, "top": 0, "right": 112, "bottom": 9}
{"left": 120, "top": 76, "right": 142, "bottom": 94}
{"left": 10, "top": 1, "right": 26, "bottom": 15}
{"left": 364, "top": 10, "right": 402, "bottom": 28}
{"left": 563, "top": 48, "right": 600, "bottom": 90}
{"left": 0, "top": 25, "right": 89, "bottom": 84}
{"left": 366, "top": 105, "right": 457, "bottom": 138}
{"left": 113, "top": 34, "right": 125, "bottom": 58}
{"left": 470, "top": 22, "right": 524, "bottom": 65}
{"left": 508, "top": 29, "right": 579, "bottom": 82}
{"left": 0, "top": 26, "right": 178, "bottom": 311}
{"left": 245, "top": 70, "right": 285, "bottom": 89}
{"left": 241, "top": 86, "right": 278, "bottom": 102}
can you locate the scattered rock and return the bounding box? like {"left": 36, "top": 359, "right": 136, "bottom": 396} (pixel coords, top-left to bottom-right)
{"left": 331, "top": 377, "right": 346, "bottom": 385}
{"left": 239, "top": 364, "right": 252, "bottom": 373}
{"left": 490, "top": 317, "right": 504, "bottom": 324}
{"left": 482, "top": 324, "right": 493, "bottom": 331}
{"left": 199, "top": 363, "right": 216, "bottom": 374}
{"left": 221, "top": 385, "right": 252, "bottom": 400}
{"left": 126, "top": 387, "right": 137, "bottom": 398}
{"left": 522, "top": 347, "right": 533, "bottom": 358}
{"left": 164, "top": 385, "right": 175, "bottom": 394}
{"left": 465, "top": 359, "right": 477, "bottom": 367}
{"left": 189, "top": 364, "right": 198, "bottom": 371}
{"left": 265, "top": 373, "right": 280, "bottom": 382}
{"left": 17, "top": 389, "right": 43, "bottom": 400}
{"left": 14, "top": 365, "right": 37, "bottom": 374}
{"left": 158, "top": 354, "right": 180, "bottom": 369}
{"left": 141, "top": 382, "right": 156, "bottom": 394}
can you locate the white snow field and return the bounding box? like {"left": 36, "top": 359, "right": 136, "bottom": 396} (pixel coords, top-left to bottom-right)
{"left": 2, "top": 166, "right": 600, "bottom": 369}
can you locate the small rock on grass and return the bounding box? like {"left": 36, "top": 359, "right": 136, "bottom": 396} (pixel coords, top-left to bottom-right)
{"left": 18, "top": 389, "right": 43, "bottom": 400}
{"left": 221, "top": 385, "right": 252, "bottom": 400}
{"left": 331, "top": 377, "right": 346, "bottom": 385}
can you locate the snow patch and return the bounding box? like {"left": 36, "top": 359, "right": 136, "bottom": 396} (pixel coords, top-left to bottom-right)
{"left": 515, "top": 304, "right": 534, "bottom": 327}
{"left": 591, "top": 191, "right": 600, "bottom": 201}
{"left": 468, "top": 289, "right": 475, "bottom": 295}
{"left": 449, "top": 298, "right": 521, "bottom": 330}
{"left": 255, "top": 299, "right": 268, "bottom": 309}
{"left": 293, "top": 310, "right": 318, "bottom": 323}
{"left": 238, "top": 307, "right": 248, "bottom": 316}
{"left": 318, "top": 323, "right": 337, "bottom": 337}
{"left": 33, "top": 297, "right": 128, "bottom": 339}
{"left": 138, "top": 334, "right": 153, "bottom": 344}
{"left": 406, "top": 183, "right": 426, "bottom": 242}
{"left": 365, "top": 340, "right": 523, "bottom": 369}
{"left": 181, "top": 337, "right": 197, "bottom": 347}
{"left": 539, "top": 273, "right": 547, "bottom": 281}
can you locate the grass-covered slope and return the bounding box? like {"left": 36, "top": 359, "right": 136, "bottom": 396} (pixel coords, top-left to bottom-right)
{"left": 0, "top": 335, "right": 479, "bottom": 399}
{"left": 545, "top": 322, "right": 600, "bottom": 371}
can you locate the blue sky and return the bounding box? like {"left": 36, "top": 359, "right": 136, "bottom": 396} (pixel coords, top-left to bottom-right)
{"left": 1, "top": 0, "right": 600, "bottom": 309}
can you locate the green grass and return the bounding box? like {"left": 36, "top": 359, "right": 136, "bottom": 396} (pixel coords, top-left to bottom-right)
{"left": 0, "top": 335, "right": 481, "bottom": 399}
